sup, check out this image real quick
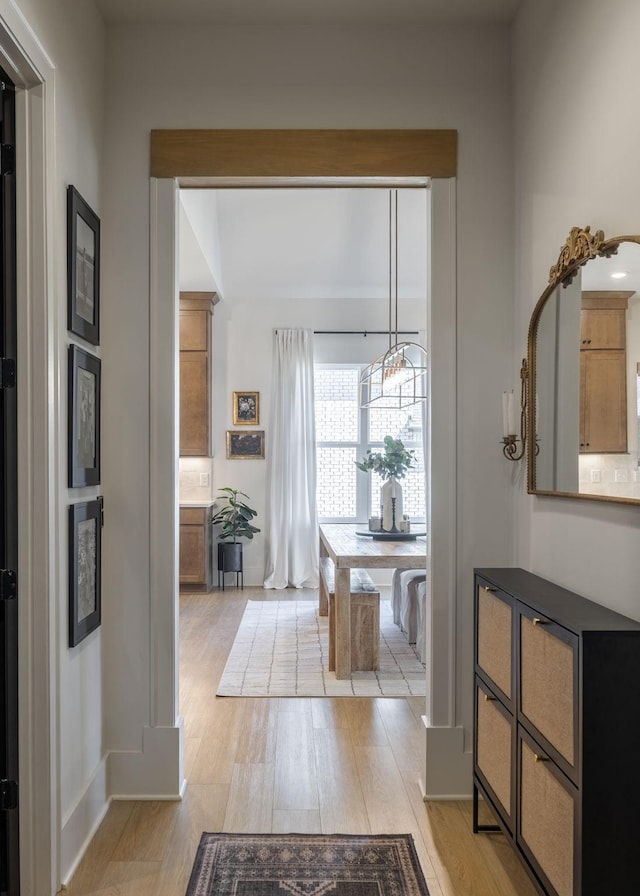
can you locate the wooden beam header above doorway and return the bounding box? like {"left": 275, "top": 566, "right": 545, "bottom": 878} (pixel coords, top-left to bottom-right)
{"left": 150, "top": 129, "right": 457, "bottom": 179}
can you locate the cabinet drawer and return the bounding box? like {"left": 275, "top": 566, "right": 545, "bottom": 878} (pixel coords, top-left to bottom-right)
{"left": 476, "top": 582, "right": 513, "bottom": 702}
{"left": 518, "top": 727, "right": 577, "bottom": 896}
{"left": 519, "top": 605, "right": 578, "bottom": 771}
{"left": 475, "top": 679, "right": 513, "bottom": 830}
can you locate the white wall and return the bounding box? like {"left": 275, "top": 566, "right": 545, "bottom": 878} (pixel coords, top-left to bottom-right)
{"left": 101, "top": 19, "right": 514, "bottom": 801}
{"left": 1, "top": 0, "right": 106, "bottom": 886}
{"left": 513, "top": 0, "right": 640, "bottom": 616}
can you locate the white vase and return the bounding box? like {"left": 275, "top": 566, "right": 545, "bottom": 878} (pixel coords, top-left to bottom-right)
{"left": 380, "top": 477, "right": 403, "bottom": 532}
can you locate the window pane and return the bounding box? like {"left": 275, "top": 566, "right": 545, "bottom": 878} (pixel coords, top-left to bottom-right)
{"left": 314, "top": 367, "right": 359, "bottom": 442}
{"left": 369, "top": 405, "right": 420, "bottom": 444}
{"left": 317, "top": 447, "right": 357, "bottom": 519}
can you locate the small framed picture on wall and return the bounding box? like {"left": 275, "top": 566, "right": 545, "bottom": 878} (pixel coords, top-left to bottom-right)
{"left": 226, "top": 430, "right": 265, "bottom": 459}
{"left": 67, "top": 185, "right": 100, "bottom": 345}
{"left": 68, "top": 498, "right": 102, "bottom": 647}
{"left": 233, "top": 391, "right": 260, "bottom": 426}
{"left": 68, "top": 344, "right": 101, "bottom": 487}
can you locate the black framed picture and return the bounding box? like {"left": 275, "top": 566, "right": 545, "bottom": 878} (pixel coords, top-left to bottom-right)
{"left": 69, "top": 499, "right": 102, "bottom": 647}
{"left": 67, "top": 185, "right": 100, "bottom": 345}
{"left": 226, "top": 430, "right": 265, "bottom": 459}
{"left": 68, "top": 344, "right": 101, "bottom": 487}
{"left": 233, "top": 391, "right": 260, "bottom": 425}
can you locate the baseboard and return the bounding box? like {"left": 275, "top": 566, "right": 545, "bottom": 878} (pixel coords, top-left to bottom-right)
{"left": 420, "top": 718, "right": 473, "bottom": 799}
{"left": 108, "top": 720, "right": 185, "bottom": 800}
{"left": 61, "top": 757, "right": 110, "bottom": 885}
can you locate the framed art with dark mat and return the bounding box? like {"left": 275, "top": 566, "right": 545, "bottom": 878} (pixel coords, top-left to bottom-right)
{"left": 67, "top": 185, "right": 100, "bottom": 345}
{"left": 69, "top": 498, "right": 102, "bottom": 647}
{"left": 68, "top": 344, "right": 101, "bottom": 487}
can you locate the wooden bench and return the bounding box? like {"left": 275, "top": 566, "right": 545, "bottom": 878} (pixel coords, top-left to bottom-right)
{"left": 319, "top": 556, "right": 380, "bottom": 672}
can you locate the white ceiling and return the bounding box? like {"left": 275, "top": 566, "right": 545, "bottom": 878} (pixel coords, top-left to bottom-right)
{"left": 581, "top": 242, "right": 640, "bottom": 292}
{"left": 179, "top": 188, "right": 429, "bottom": 302}
{"left": 94, "top": 0, "right": 522, "bottom": 27}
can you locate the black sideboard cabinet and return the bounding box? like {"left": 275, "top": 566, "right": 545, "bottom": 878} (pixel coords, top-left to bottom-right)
{"left": 473, "top": 567, "right": 640, "bottom": 896}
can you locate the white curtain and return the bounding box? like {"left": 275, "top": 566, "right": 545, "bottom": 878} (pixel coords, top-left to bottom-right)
{"left": 263, "top": 328, "right": 319, "bottom": 589}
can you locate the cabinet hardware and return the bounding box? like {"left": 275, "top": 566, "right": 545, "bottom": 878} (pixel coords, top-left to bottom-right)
{"left": 482, "top": 586, "right": 496, "bottom": 593}
{"left": 533, "top": 753, "right": 549, "bottom": 762}
{"left": 484, "top": 694, "right": 496, "bottom": 701}
{"left": 532, "top": 617, "right": 548, "bottom": 626}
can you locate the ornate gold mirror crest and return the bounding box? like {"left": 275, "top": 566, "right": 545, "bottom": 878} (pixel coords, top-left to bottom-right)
{"left": 528, "top": 226, "right": 640, "bottom": 504}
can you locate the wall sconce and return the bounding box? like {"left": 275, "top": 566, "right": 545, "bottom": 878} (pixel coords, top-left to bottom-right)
{"left": 502, "top": 358, "right": 529, "bottom": 461}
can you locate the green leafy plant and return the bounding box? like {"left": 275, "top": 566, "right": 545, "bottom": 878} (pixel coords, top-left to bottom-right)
{"left": 211, "top": 487, "right": 260, "bottom": 543}
{"left": 355, "top": 435, "right": 416, "bottom": 481}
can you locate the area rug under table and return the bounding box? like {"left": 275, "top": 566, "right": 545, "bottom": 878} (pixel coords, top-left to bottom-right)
{"left": 186, "top": 833, "right": 430, "bottom": 896}
{"left": 216, "top": 599, "right": 426, "bottom": 697}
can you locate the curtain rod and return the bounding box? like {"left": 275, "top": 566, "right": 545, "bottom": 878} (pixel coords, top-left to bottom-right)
{"left": 313, "top": 329, "right": 419, "bottom": 336}
{"left": 273, "top": 329, "right": 420, "bottom": 335}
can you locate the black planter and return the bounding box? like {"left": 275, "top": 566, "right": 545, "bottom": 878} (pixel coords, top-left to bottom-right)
{"left": 217, "top": 541, "right": 243, "bottom": 590}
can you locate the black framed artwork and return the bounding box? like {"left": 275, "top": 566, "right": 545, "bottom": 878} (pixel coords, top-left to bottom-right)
{"left": 67, "top": 185, "right": 100, "bottom": 345}
{"left": 68, "top": 344, "right": 101, "bottom": 487}
{"left": 68, "top": 499, "right": 102, "bottom": 647}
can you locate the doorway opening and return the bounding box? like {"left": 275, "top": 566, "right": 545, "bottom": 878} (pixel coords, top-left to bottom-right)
{"left": 176, "top": 185, "right": 430, "bottom": 584}
{"left": 148, "top": 128, "right": 463, "bottom": 797}
{"left": 175, "top": 184, "right": 430, "bottom": 701}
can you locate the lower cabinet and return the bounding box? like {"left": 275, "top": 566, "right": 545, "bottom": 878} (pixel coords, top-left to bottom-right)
{"left": 473, "top": 568, "right": 640, "bottom": 896}
{"left": 179, "top": 505, "right": 213, "bottom": 589}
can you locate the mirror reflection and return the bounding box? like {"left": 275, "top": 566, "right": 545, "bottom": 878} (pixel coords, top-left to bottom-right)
{"left": 530, "top": 234, "right": 640, "bottom": 503}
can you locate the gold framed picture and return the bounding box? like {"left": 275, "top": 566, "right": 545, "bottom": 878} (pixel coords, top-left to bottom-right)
{"left": 226, "top": 430, "right": 265, "bottom": 459}
{"left": 233, "top": 391, "right": 260, "bottom": 425}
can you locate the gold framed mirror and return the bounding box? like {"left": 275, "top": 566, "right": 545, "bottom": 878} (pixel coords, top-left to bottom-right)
{"left": 527, "top": 226, "right": 640, "bottom": 504}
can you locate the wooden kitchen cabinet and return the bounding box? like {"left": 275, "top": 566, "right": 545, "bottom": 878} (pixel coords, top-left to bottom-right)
{"left": 179, "top": 505, "right": 213, "bottom": 589}
{"left": 473, "top": 568, "right": 640, "bottom": 896}
{"left": 179, "top": 292, "right": 216, "bottom": 456}
{"left": 579, "top": 291, "right": 631, "bottom": 454}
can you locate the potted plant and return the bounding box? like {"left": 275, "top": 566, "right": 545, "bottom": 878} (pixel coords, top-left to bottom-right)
{"left": 211, "top": 487, "right": 260, "bottom": 588}
{"left": 356, "top": 436, "right": 415, "bottom": 532}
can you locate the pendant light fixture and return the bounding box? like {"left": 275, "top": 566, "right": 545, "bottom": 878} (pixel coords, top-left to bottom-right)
{"left": 359, "top": 190, "right": 428, "bottom": 409}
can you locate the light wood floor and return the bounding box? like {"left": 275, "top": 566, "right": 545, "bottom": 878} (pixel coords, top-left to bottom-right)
{"left": 64, "top": 587, "right": 537, "bottom": 896}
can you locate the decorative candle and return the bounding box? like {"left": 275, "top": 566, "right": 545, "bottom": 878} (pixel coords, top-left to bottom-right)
{"left": 507, "top": 390, "right": 517, "bottom": 436}
{"left": 502, "top": 391, "right": 511, "bottom": 438}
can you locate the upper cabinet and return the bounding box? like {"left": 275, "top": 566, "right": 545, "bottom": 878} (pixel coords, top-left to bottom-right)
{"left": 579, "top": 291, "right": 630, "bottom": 454}
{"left": 179, "top": 292, "right": 216, "bottom": 456}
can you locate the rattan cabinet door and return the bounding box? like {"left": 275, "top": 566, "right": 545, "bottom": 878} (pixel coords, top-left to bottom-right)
{"left": 518, "top": 727, "right": 577, "bottom": 896}
{"left": 518, "top": 605, "right": 578, "bottom": 776}
{"left": 476, "top": 582, "right": 513, "bottom": 705}
{"left": 475, "top": 679, "right": 513, "bottom": 830}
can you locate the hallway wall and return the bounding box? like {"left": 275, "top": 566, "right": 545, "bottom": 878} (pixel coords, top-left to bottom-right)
{"left": 101, "top": 19, "right": 516, "bottom": 810}
{"left": 512, "top": 0, "right": 640, "bottom": 618}
{"left": 0, "top": 0, "right": 107, "bottom": 885}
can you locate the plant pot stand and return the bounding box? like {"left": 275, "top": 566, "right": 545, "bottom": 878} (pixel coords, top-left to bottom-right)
{"left": 217, "top": 542, "right": 243, "bottom": 590}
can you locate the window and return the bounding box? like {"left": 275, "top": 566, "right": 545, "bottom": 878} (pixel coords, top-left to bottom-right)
{"left": 315, "top": 365, "right": 425, "bottom": 523}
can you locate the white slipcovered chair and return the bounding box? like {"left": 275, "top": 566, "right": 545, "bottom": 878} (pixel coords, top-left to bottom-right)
{"left": 390, "top": 568, "right": 426, "bottom": 657}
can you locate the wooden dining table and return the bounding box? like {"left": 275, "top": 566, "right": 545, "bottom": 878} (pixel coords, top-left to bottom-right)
{"left": 319, "top": 524, "right": 427, "bottom": 679}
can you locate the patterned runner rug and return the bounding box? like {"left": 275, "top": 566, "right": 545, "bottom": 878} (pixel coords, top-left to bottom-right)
{"left": 216, "top": 599, "right": 426, "bottom": 697}
{"left": 185, "top": 833, "right": 430, "bottom": 896}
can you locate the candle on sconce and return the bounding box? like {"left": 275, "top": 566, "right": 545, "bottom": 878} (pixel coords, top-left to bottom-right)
{"left": 507, "top": 390, "right": 517, "bottom": 435}
{"left": 502, "top": 390, "right": 516, "bottom": 438}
